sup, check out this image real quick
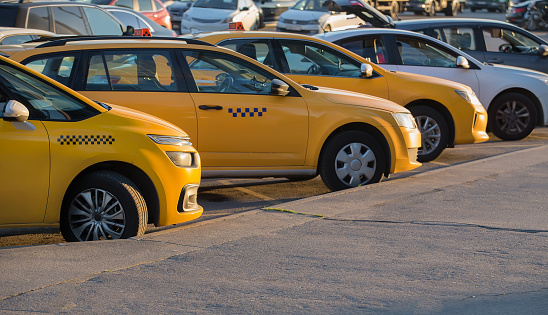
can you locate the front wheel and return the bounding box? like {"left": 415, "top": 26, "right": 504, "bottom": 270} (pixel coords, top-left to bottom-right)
{"left": 60, "top": 171, "right": 148, "bottom": 242}
{"left": 319, "top": 131, "right": 385, "bottom": 191}
{"left": 410, "top": 106, "right": 450, "bottom": 162}
{"left": 488, "top": 93, "right": 537, "bottom": 141}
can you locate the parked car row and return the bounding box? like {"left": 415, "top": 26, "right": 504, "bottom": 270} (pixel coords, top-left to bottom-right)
{"left": 1, "top": 0, "right": 547, "bottom": 244}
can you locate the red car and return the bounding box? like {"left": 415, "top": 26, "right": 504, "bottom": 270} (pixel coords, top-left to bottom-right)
{"left": 91, "top": 0, "right": 172, "bottom": 29}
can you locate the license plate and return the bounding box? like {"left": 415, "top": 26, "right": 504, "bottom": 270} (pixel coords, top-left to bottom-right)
{"left": 285, "top": 24, "right": 302, "bottom": 31}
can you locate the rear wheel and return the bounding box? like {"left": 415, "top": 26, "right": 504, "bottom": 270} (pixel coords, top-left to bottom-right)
{"left": 488, "top": 93, "right": 537, "bottom": 141}
{"left": 444, "top": 1, "right": 458, "bottom": 16}
{"left": 410, "top": 106, "right": 449, "bottom": 162}
{"left": 389, "top": 1, "right": 399, "bottom": 19}
{"left": 319, "top": 130, "right": 385, "bottom": 191}
{"left": 427, "top": 2, "right": 437, "bottom": 16}
{"left": 60, "top": 171, "right": 147, "bottom": 242}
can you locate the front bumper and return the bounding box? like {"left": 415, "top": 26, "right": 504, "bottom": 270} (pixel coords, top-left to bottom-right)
{"left": 389, "top": 125, "right": 422, "bottom": 174}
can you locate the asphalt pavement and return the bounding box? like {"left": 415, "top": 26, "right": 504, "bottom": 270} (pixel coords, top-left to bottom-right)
{"left": 1, "top": 143, "right": 547, "bottom": 314}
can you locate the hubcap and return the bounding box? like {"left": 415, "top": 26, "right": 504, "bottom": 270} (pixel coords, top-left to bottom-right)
{"left": 68, "top": 188, "right": 126, "bottom": 241}
{"left": 334, "top": 142, "right": 376, "bottom": 187}
{"left": 415, "top": 115, "right": 441, "bottom": 156}
{"left": 496, "top": 100, "right": 530, "bottom": 134}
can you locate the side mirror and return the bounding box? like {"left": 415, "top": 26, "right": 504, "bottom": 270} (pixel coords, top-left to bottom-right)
{"left": 3, "top": 100, "right": 29, "bottom": 122}
{"left": 271, "top": 79, "right": 289, "bottom": 96}
{"left": 456, "top": 56, "right": 470, "bottom": 69}
{"left": 539, "top": 44, "right": 548, "bottom": 57}
{"left": 360, "top": 63, "right": 373, "bottom": 78}
{"left": 124, "top": 25, "right": 135, "bottom": 36}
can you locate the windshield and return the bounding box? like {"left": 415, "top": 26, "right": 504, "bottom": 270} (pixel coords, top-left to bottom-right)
{"left": 193, "top": 0, "right": 238, "bottom": 10}
{"left": 292, "top": 0, "right": 329, "bottom": 11}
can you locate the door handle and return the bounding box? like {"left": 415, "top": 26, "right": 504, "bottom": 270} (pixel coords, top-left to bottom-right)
{"left": 487, "top": 58, "right": 503, "bottom": 64}
{"left": 199, "top": 105, "right": 223, "bottom": 110}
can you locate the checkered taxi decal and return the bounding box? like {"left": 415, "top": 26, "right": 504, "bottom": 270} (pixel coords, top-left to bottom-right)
{"left": 57, "top": 135, "right": 115, "bottom": 145}
{"left": 228, "top": 108, "right": 267, "bottom": 118}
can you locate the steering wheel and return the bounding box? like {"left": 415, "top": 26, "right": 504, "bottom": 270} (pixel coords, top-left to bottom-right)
{"left": 306, "top": 64, "right": 320, "bottom": 74}
{"left": 215, "top": 73, "right": 233, "bottom": 92}
{"left": 499, "top": 43, "right": 513, "bottom": 53}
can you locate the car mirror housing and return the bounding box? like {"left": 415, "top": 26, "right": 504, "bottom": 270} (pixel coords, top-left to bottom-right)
{"left": 3, "top": 100, "right": 29, "bottom": 122}
{"left": 456, "top": 56, "right": 470, "bottom": 69}
{"left": 271, "top": 79, "right": 290, "bottom": 96}
{"left": 124, "top": 25, "right": 135, "bottom": 36}
{"left": 540, "top": 44, "right": 548, "bottom": 57}
{"left": 361, "top": 63, "right": 373, "bottom": 78}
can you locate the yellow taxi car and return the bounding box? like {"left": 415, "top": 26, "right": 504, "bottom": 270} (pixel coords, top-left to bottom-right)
{"left": 0, "top": 55, "right": 202, "bottom": 242}
{"left": 3, "top": 37, "right": 421, "bottom": 191}
{"left": 183, "top": 30, "right": 489, "bottom": 162}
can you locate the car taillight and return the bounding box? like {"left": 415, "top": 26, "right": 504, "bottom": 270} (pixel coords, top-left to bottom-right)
{"left": 514, "top": 7, "right": 526, "bottom": 13}
{"left": 350, "top": 0, "right": 364, "bottom": 7}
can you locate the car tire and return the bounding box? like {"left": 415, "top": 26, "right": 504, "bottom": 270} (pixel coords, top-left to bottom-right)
{"left": 390, "top": 1, "right": 399, "bottom": 19}
{"left": 409, "top": 106, "right": 449, "bottom": 162}
{"left": 444, "top": 1, "right": 458, "bottom": 16}
{"left": 319, "top": 130, "right": 385, "bottom": 191}
{"left": 488, "top": 93, "right": 537, "bottom": 141}
{"left": 60, "top": 171, "right": 148, "bottom": 242}
{"left": 427, "top": 2, "right": 436, "bottom": 16}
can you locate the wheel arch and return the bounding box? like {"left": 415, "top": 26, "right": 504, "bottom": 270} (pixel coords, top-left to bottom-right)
{"left": 61, "top": 161, "right": 160, "bottom": 226}
{"left": 489, "top": 88, "right": 544, "bottom": 126}
{"left": 405, "top": 99, "right": 456, "bottom": 147}
{"left": 318, "top": 122, "right": 392, "bottom": 177}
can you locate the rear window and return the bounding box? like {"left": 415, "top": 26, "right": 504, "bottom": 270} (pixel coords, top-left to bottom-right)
{"left": 0, "top": 6, "right": 18, "bottom": 27}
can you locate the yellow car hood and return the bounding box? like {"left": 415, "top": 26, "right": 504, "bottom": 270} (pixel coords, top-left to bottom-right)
{"left": 105, "top": 103, "right": 188, "bottom": 136}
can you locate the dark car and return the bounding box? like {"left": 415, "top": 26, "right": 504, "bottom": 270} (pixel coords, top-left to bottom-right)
{"left": 396, "top": 18, "right": 548, "bottom": 73}
{"left": 103, "top": 5, "right": 177, "bottom": 36}
{"left": 254, "top": 0, "right": 296, "bottom": 21}
{"left": 159, "top": 0, "right": 194, "bottom": 33}
{"left": 506, "top": 0, "right": 531, "bottom": 25}
{"left": 0, "top": 1, "right": 127, "bottom": 36}
{"left": 467, "top": 0, "right": 507, "bottom": 12}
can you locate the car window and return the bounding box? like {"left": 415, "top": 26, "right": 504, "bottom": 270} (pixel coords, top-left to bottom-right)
{"left": 435, "top": 27, "right": 476, "bottom": 50}
{"left": 0, "top": 35, "right": 35, "bottom": 45}
{"left": 279, "top": 39, "right": 361, "bottom": 77}
{"left": 115, "top": 0, "right": 135, "bottom": 9}
{"left": 182, "top": 49, "right": 275, "bottom": 95}
{"left": 84, "top": 7, "right": 124, "bottom": 35}
{"left": 482, "top": 27, "right": 541, "bottom": 54}
{"left": 218, "top": 39, "right": 275, "bottom": 67}
{"left": 396, "top": 36, "right": 457, "bottom": 68}
{"left": 86, "top": 50, "right": 179, "bottom": 91}
{"left": 338, "top": 37, "right": 388, "bottom": 64}
{"left": 138, "top": 0, "right": 154, "bottom": 11}
{"left": 110, "top": 10, "right": 148, "bottom": 29}
{"left": 0, "top": 62, "right": 99, "bottom": 121}
{"left": 24, "top": 55, "right": 77, "bottom": 87}
{"left": 27, "top": 7, "right": 50, "bottom": 31}
{"left": 193, "top": 0, "right": 238, "bottom": 10}
{"left": 291, "top": 0, "right": 328, "bottom": 11}
{"left": 52, "top": 6, "right": 89, "bottom": 35}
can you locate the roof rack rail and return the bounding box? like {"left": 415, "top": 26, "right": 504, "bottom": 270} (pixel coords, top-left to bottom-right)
{"left": 34, "top": 36, "right": 215, "bottom": 48}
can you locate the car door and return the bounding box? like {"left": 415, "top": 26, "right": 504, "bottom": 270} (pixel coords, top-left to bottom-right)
{"left": 390, "top": 34, "right": 481, "bottom": 95}
{"left": 180, "top": 48, "right": 308, "bottom": 167}
{"left": 479, "top": 25, "right": 547, "bottom": 73}
{"left": 0, "top": 66, "right": 50, "bottom": 225}
{"left": 275, "top": 38, "right": 390, "bottom": 100}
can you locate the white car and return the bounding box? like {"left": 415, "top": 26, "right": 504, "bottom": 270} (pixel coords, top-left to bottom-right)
{"left": 0, "top": 27, "right": 57, "bottom": 46}
{"left": 180, "top": 0, "right": 260, "bottom": 33}
{"left": 319, "top": 28, "right": 548, "bottom": 141}
{"left": 276, "top": 0, "right": 362, "bottom": 35}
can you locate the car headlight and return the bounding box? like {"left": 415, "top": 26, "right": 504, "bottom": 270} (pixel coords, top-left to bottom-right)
{"left": 166, "top": 151, "right": 194, "bottom": 167}
{"left": 392, "top": 112, "right": 417, "bottom": 129}
{"left": 148, "top": 134, "right": 192, "bottom": 146}
{"left": 455, "top": 89, "right": 483, "bottom": 109}
{"left": 310, "top": 20, "right": 320, "bottom": 25}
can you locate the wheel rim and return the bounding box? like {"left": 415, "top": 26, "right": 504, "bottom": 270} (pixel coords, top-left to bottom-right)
{"left": 495, "top": 100, "right": 530, "bottom": 135}
{"left": 334, "top": 142, "right": 377, "bottom": 187}
{"left": 68, "top": 188, "right": 126, "bottom": 241}
{"left": 415, "top": 115, "right": 441, "bottom": 155}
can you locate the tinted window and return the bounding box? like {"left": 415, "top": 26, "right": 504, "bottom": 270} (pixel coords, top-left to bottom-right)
{"left": 138, "top": 0, "right": 154, "bottom": 11}
{"left": 109, "top": 10, "right": 141, "bottom": 28}
{"left": 86, "top": 51, "right": 179, "bottom": 91}
{"left": 0, "top": 35, "right": 34, "bottom": 45}
{"left": 24, "top": 55, "right": 78, "bottom": 87}
{"left": 183, "top": 50, "right": 274, "bottom": 94}
{"left": 279, "top": 39, "right": 361, "bottom": 76}
{"left": 218, "top": 39, "right": 275, "bottom": 67}
{"left": 27, "top": 7, "right": 50, "bottom": 31}
{"left": 52, "top": 6, "right": 89, "bottom": 35}
{"left": 429, "top": 27, "right": 476, "bottom": 50}
{"left": 339, "top": 37, "right": 388, "bottom": 64}
{"left": 116, "top": 0, "right": 135, "bottom": 9}
{"left": 0, "top": 6, "right": 18, "bottom": 27}
{"left": 396, "top": 36, "right": 457, "bottom": 68}
{"left": 194, "top": 0, "right": 238, "bottom": 10}
{"left": 482, "top": 27, "right": 540, "bottom": 54}
{"left": 83, "top": 7, "right": 124, "bottom": 35}
{"left": 0, "top": 62, "right": 99, "bottom": 121}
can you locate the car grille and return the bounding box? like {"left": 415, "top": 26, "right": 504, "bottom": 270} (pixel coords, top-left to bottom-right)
{"left": 193, "top": 17, "right": 222, "bottom": 23}
{"left": 282, "top": 19, "right": 310, "bottom": 25}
